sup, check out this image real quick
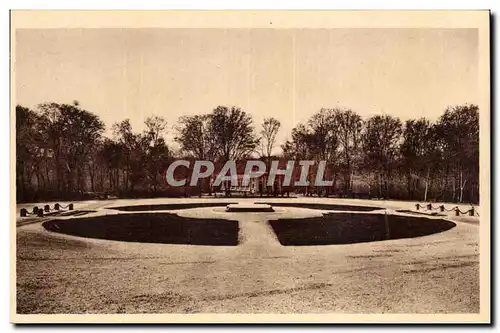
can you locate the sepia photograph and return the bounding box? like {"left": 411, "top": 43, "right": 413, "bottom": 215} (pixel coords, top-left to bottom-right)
{"left": 10, "top": 10, "right": 490, "bottom": 323}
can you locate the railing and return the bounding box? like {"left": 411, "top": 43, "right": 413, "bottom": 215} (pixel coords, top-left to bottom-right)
{"left": 19, "top": 203, "right": 74, "bottom": 217}
{"left": 415, "top": 203, "right": 479, "bottom": 217}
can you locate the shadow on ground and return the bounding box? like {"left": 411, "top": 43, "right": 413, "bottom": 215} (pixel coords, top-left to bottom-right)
{"left": 42, "top": 213, "right": 239, "bottom": 246}
{"left": 269, "top": 213, "right": 456, "bottom": 246}
{"left": 108, "top": 202, "right": 238, "bottom": 211}
{"left": 259, "top": 202, "right": 383, "bottom": 211}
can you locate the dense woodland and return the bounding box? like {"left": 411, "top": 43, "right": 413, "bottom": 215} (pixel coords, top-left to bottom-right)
{"left": 16, "top": 101, "right": 479, "bottom": 204}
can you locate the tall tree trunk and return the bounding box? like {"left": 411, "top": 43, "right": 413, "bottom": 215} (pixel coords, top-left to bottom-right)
{"left": 439, "top": 165, "right": 449, "bottom": 201}
{"left": 36, "top": 172, "right": 41, "bottom": 192}
{"left": 378, "top": 173, "right": 383, "bottom": 198}
{"left": 459, "top": 170, "right": 467, "bottom": 203}
{"left": 116, "top": 170, "right": 121, "bottom": 192}
{"left": 424, "top": 167, "right": 430, "bottom": 202}
{"left": 16, "top": 166, "right": 24, "bottom": 201}
{"left": 45, "top": 164, "right": 51, "bottom": 192}
{"left": 89, "top": 165, "right": 95, "bottom": 192}
{"left": 350, "top": 170, "right": 354, "bottom": 194}
{"left": 406, "top": 170, "right": 412, "bottom": 200}
{"left": 452, "top": 176, "right": 456, "bottom": 202}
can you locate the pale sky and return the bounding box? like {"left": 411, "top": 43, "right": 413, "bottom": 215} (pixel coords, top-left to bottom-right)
{"left": 15, "top": 28, "right": 478, "bottom": 151}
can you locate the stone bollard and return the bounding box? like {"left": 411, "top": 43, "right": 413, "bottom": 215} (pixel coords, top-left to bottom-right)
{"left": 20, "top": 208, "right": 27, "bottom": 217}
{"left": 32, "top": 206, "right": 39, "bottom": 214}
{"left": 455, "top": 207, "right": 460, "bottom": 216}
{"left": 68, "top": 203, "right": 74, "bottom": 210}
{"left": 427, "top": 203, "right": 432, "bottom": 210}
{"left": 37, "top": 209, "right": 44, "bottom": 217}
{"left": 54, "top": 203, "right": 60, "bottom": 210}
{"left": 415, "top": 204, "right": 420, "bottom": 211}
{"left": 469, "top": 207, "right": 475, "bottom": 216}
{"left": 44, "top": 205, "right": 50, "bottom": 212}
{"left": 440, "top": 205, "right": 445, "bottom": 212}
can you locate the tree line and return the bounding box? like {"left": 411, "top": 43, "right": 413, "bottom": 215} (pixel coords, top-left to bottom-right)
{"left": 15, "top": 101, "right": 479, "bottom": 204}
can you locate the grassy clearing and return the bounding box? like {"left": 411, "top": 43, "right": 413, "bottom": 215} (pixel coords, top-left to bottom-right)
{"left": 109, "top": 202, "right": 239, "bottom": 211}
{"left": 259, "top": 202, "right": 383, "bottom": 211}
{"left": 269, "top": 213, "right": 456, "bottom": 246}
{"left": 43, "top": 213, "right": 239, "bottom": 246}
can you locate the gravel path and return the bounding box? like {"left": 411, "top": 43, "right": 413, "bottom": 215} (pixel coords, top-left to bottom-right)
{"left": 15, "top": 198, "right": 480, "bottom": 314}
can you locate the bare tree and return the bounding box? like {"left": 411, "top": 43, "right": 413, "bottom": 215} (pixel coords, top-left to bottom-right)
{"left": 209, "top": 106, "right": 259, "bottom": 196}
{"left": 334, "top": 109, "right": 362, "bottom": 194}
{"left": 14, "top": 99, "right": 480, "bottom": 204}
{"left": 362, "top": 115, "right": 402, "bottom": 199}
{"left": 281, "top": 108, "right": 339, "bottom": 196}
{"left": 259, "top": 117, "right": 281, "bottom": 159}
{"left": 400, "top": 118, "right": 432, "bottom": 200}
{"left": 175, "top": 114, "right": 218, "bottom": 196}
{"left": 16, "top": 105, "right": 45, "bottom": 200}
{"left": 307, "top": 108, "right": 339, "bottom": 162}
{"left": 435, "top": 104, "right": 479, "bottom": 203}
{"left": 281, "top": 124, "right": 313, "bottom": 160}
{"left": 112, "top": 119, "right": 148, "bottom": 192}
{"left": 144, "top": 116, "right": 167, "bottom": 146}
{"left": 210, "top": 106, "right": 260, "bottom": 161}
{"left": 143, "top": 116, "right": 170, "bottom": 192}
{"left": 36, "top": 102, "right": 105, "bottom": 196}
{"left": 175, "top": 115, "right": 217, "bottom": 161}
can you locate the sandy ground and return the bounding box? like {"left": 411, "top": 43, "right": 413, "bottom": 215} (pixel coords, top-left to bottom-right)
{"left": 15, "top": 197, "right": 480, "bottom": 314}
